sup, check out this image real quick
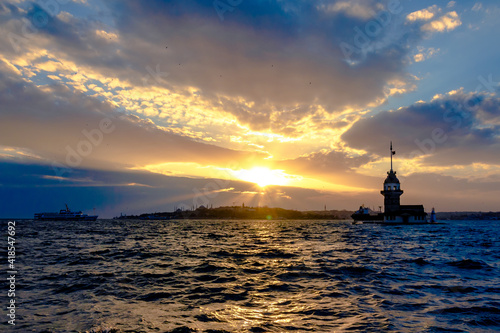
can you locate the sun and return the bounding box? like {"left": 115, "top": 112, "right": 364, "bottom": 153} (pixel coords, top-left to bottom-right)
{"left": 234, "top": 167, "right": 290, "bottom": 187}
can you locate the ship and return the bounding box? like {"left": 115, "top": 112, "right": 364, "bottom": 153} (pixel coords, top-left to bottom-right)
{"left": 351, "top": 205, "right": 384, "bottom": 223}
{"left": 352, "top": 142, "right": 436, "bottom": 224}
{"left": 34, "top": 204, "right": 98, "bottom": 221}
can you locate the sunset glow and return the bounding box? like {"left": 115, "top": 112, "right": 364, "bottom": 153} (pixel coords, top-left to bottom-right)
{"left": 233, "top": 167, "right": 291, "bottom": 188}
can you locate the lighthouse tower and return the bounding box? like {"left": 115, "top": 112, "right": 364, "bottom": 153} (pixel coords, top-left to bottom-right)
{"left": 352, "top": 141, "right": 428, "bottom": 223}
{"left": 380, "top": 142, "right": 403, "bottom": 215}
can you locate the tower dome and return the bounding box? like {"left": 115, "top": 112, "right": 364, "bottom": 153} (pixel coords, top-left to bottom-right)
{"left": 384, "top": 170, "right": 400, "bottom": 184}
{"left": 383, "top": 169, "right": 401, "bottom": 191}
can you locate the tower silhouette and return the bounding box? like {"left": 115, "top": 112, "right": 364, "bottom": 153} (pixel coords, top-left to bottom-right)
{"left": 380, "top": 141, "right": 403, "bottom": 214}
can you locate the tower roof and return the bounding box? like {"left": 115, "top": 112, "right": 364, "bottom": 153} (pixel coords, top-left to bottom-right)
{"left": 384, "top": 169, "right": 400, "bottom": 184}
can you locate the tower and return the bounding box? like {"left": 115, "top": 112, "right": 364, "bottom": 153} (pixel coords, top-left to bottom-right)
{"left": 380, "top": 142, "right": 403, "bottom": 214}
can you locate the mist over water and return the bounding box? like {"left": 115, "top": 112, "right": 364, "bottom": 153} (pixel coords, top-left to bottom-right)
{"left": 3, "top": 219, "right": 500, "bottom": 332}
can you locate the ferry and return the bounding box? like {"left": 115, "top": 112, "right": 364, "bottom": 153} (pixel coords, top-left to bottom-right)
{"left": 352, "top": 205, "right": 384, "bottom": 223}
{"left": 34, "top": 204, "right": 98, "bottom": 221}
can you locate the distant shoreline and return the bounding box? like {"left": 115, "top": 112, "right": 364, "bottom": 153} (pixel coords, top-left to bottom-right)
{"left": 112, "top": 206, "right": 354, "bottom": 221}
{"left": 3, "top": 210, "right": 499, "bottom": 221}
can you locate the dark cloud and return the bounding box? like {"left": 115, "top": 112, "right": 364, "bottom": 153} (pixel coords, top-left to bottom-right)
{"left": 342, "top": 90, "right": 500, "bottom": 166}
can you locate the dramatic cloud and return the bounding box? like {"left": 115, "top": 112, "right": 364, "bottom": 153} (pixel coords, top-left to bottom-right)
{"left": 0, "top": 0, "right": 432, "bottom": 136}
{"left": 342, "top": 89, "right": 500, "bottom": 166}
{"left": 0, "top": 60, "right": 266, "bottom": 172}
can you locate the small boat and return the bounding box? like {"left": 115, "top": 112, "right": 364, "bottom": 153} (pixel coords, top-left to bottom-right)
{"left": 34, "top": 204, "right": 98, "bottom": 221}
{"left": 351, "top": 206, "right": 384, "bottom": 224}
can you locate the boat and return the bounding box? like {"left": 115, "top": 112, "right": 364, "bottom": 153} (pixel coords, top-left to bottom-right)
{"left": 351, "top": 205, "right": 384, "bottom": 224}
{"left": 34, "top": 204, "right": 98, "bottom": 221}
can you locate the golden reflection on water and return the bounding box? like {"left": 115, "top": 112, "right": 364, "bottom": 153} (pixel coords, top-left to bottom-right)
{"left": 202, "top": 293, "right": 313, "bottom": 332}
{"left": 197, "top": 220, "right": 352, "bottom": 332}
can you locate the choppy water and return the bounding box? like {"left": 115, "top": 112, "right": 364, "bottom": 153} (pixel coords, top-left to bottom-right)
{"left": 2, "top": 219, "right": 500, "bottom": 332}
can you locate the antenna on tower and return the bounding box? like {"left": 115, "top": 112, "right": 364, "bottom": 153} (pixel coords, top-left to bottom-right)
{"left": 390, "top": 141, "right": 396, "bottom": 171}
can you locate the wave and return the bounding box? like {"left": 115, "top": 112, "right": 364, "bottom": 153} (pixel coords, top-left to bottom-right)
{"left": 136, "top": 291, "right": 172, "bottom": 301}
{"left": 446, "top": 259, "right": 491, "bottom": 269}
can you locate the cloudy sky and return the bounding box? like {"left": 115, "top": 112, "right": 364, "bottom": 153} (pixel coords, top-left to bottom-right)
{"left": 1, "top": 0, "right": 499, "bottom": 218}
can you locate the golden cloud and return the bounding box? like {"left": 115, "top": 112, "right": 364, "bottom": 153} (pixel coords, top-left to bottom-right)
{"left": 422, "top": 11, "right": 462, "bottom": 32}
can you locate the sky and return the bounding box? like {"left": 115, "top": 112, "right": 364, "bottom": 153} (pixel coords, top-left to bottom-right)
{"left": 1, "top": 0, "right": 500, "bottom": 218}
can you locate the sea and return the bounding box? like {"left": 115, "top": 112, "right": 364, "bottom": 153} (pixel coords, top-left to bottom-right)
{"left": 1, "top": 219, "right": 499, "bottom": 333}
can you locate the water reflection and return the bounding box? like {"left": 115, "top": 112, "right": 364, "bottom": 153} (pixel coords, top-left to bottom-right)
{"left": 194, "top": 220, "right": 357, "bottom": 332}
